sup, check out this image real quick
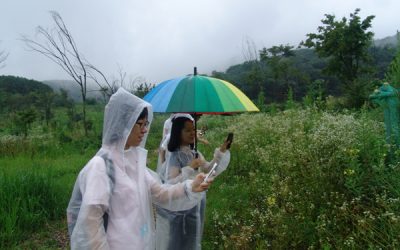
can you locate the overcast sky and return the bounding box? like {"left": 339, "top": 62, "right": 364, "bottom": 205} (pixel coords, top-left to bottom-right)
{"left": 0, "top": 0, "right": 399, "bottom": 84}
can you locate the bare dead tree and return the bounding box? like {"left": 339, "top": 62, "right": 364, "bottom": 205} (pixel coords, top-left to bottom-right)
{"left": 0, "top": 41, "right": 9, "bottom": 69}
{"left": 86, "top": 64, "right": 128, "bottom": 102}
{"left": 87, "top": 63, "right": 149, "bottom": 102}
{"left": 242, "top": 36, "right": 259, "bottom": 62}
{"left": 86, "top": 63, "right": 117, "bottom": 100}
{"left": 126, "top": 74, "right": 146, "bottom": 93}
{"left": 125, "top": 75, "right": 154, "bottom": 98}
{"left": 21, "top": 11, "right": 90, "bottom": 135}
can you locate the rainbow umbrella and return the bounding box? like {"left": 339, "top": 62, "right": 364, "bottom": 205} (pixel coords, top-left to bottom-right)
{"left": 144, "top": 67, "right": 259, "bottom": 114}
{"left": 143, "top": 67, "right": 259, "bottom": 153}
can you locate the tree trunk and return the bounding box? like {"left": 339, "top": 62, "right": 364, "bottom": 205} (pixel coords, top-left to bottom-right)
{"left": 82, "top": 90, "right": 88, "bottom": 136}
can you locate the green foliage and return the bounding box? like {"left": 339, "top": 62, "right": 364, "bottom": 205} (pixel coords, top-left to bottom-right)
{"left": 212, "top": 33, "right": 397, "bottom": 108}
{"left": 302, "top": 9, "right": 375, "bottom": 108}
{"left": 285, "top": 87, "right": 296, "bottom": 109}
{"left": 385, "top": 32, "right": 400, "bottom": 87}
{"left": 303, "top": 79, "right": 326, "bottom": 108}
{"left": 302, "top": 9, "right": 375, "bottom": 82}
{"left": 0, "top": 151, "right": 93, "bottom": 248}
{"left": 1, "top": 106, "right": 400, "bottom": 248}
{"left": 259, "top": 44, "right": 300, "bottom": 100}
{"left": 133, "top": 82, "right": 155, "bottom": 98}
{"left": 213, "top": 49, "right": 335, "bottom": 104}
{"left": 344, "top": 76, "right": 375, "bottom": 108}
{"left": 256, "top": 90, "right": 266, "bottom": 111}
{"left": 0, "top": 75, "right": 52, "bottom": 94}
{"left": 370, "top": 45, "right": 397, "bottom": 79}
{"left": 0, "top": 75, "right": 53, "bottom": 114}
{"left": 202, "top": 109, "right": 400, "bottom": 249}
{"left": 11, "top": 109, "right": 37, "bottom": 137}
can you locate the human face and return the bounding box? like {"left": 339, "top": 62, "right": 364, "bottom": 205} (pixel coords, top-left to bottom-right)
{"left": 181, "top": 120, "right": 195, "bottom": 146}
{"left": 125, "top": 118, "right": 149, "bottom": 149}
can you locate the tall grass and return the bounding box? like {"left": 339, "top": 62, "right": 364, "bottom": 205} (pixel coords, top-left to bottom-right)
{"left": 2, "top": 106, "right": 400, "bottom": 249}
{"left": 0, "top": 142, "right": 96, "bottom": 248}
{"left": 201, "top": 108, "right": 400, "bottom": 249}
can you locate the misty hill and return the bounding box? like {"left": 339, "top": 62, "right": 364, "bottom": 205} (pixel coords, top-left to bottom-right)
{"left": 374, "top": 33, "right": 399, "bottom": 47}
{"left": 0, "top": 75, "right": 52, "bottom": 95}
{"left": 211, "top": 33, "right": 399, "bottom": 103}
{"left": 0, "top": 75, "right": 55, "bottom": 114}
{"left": 42, "top": 80, "right": 102, "bottom": 102}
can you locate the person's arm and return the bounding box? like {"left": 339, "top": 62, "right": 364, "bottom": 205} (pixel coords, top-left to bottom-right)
{"left": 159, "top": 135, "right": 170, "bottom": 164}
{"left": 146, "top": 168, "right": 209, "bottom": 211}
{"left": 164, "top": 152, "right": 200, "bottom": 184}
{"left": 197, "top": 137, "right": 210, "bottom": 145}
{"left": 160, "top": 149, "right": 166, "bottom": 164}
{"left": 166, "top": 165, "right": 197, "bottom": 184}
{"left": 70, "top": 204, "right": 109, "bottom": 250}
{"left": 200, "top": 147, "right": 231, "bottom": 176}
{"left": 68, "top": 157, "right": 111, "bottom": 250}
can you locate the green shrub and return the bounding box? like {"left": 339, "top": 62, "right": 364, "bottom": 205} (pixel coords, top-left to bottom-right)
{"left": 203, "top": 109, "right": 400, "bottom": 249}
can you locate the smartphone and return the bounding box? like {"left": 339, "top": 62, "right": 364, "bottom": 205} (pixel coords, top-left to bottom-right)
{"left": 203, "top": 162, "right": 218, "bottom": 183}
{"left": 226, "top": 133, "right": 234, "bottom": 149}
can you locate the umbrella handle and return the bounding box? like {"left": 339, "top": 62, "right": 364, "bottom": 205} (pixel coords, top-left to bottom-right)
{"left": 194, "top": 113, "right": 198, "bottom": 158}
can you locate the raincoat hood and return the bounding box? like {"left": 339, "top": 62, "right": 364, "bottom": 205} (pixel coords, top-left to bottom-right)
{"left": 102, "top": 87, "right": 153, "bottom": 152}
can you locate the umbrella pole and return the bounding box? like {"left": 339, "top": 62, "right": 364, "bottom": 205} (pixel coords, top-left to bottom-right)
{"left": 194, "top": 113, "right": 199, "bottom": 158}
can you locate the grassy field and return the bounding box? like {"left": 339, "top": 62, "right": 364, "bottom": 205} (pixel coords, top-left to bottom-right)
{"left": 1, "top": 105, "right": 400, "bottom": 249}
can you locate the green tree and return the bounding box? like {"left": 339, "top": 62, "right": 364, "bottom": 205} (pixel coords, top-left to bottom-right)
{"left": 385, "top": 31, "right": 400, "bottom": 87}
{"left": 260, "top": 44, "right": 295, "bottom": 84}
{"left": 12, "top": 109, "right": 37, "bottom": 137}
{"left": 260, "top": 44, "right": 300, "bottom": 100}
{"left": 302, "top": 9, "right": 375, "bottom": 107}
{"left": 33, "top": 91, "right": 55, "bottom": 126}
{"left": 285, "top": 86, "right": 296, "bottom": 109}
{"left": 133, "top": 82, "right": 155, "bottom": 98}
{"left": 256, "top": 89, "right": 266, "bottom": 111}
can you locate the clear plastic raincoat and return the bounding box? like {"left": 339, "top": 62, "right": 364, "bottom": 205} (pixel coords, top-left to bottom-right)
{"left": 155, "top": 118, "right": 231, "bottom": 250}
{"left": 67, "top": 88, "right": 203, "bottom": 250}
{"left": 156, "top": 114, "right": 194, "bottom": 182}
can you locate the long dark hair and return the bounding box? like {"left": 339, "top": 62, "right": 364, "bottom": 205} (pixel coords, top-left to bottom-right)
{"left": 168, "top": 116, "right": 194, "bottom": 152}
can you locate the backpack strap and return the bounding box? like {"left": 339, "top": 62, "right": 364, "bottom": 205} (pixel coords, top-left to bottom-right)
{"left": 99, "top": 153, "right": 115, "bottom": 232}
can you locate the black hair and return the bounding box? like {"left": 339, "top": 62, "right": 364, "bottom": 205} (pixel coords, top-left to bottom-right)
{"left": 168, "top": 116, "right": 194, "bottom": 152}
{"left": 136, "top": 107, "right": 148, "bottom": 122}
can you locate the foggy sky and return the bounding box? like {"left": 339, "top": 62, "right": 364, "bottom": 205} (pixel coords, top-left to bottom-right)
{"left": 0, "top": 0, "right": 399, "bottom": 84}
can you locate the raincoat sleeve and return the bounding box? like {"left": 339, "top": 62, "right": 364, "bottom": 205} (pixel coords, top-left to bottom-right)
{"left": 146, "top": 168, "right": 202, "bottom": 211}
{"left": 68, "top": 156, "right": 111, "bottom": 250}
{"left": 200, "top": 148, "right": 231, "bottom": 176}
{"left": 165, "top": 151, "right": 197, "bottom": 184}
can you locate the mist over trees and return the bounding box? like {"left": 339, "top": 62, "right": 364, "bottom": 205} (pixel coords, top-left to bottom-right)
{"left": 212, "top": 9, "right": 398, "bottom": 109}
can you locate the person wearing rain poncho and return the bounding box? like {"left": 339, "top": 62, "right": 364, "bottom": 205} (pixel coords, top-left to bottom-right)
{"left": 155, "top": 115, "right": 231, "bottom": 250}
{"left": 157, "top": 114, "right": 210, "bottom": 182}
{"left": 157, "top": 113, "right": 194, "bottom": 181}
{"left": 66, "top": 88, "right": 212, "bottom": 250}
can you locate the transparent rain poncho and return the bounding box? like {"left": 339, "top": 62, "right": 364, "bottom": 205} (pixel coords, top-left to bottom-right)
{"left": 156, "top": 114, "right": 194, "bottom": 182}
{"left": 155, "top": 117, "right": 231, "bottom": 250}
{"left": 66, "top": 88, "right": 203, "bottom": 250}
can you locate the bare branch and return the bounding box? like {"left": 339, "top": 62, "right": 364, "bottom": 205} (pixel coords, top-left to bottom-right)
{"left": 20, "top": 11, "right": 93, "bottom": 135}
{"left": 0, "top": 41, "right": 9, "bottom": 69}
{"left": 242, "top": 36, "right": 259, "bottom": 62}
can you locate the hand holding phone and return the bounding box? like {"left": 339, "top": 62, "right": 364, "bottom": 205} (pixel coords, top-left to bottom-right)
{"left": 203, "top": 162, "right": 218, "bottom": 183}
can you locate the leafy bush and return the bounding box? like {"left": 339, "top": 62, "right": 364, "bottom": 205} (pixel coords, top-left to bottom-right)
{"left": 202, "top": 108, "right": 400, "bottom": 249}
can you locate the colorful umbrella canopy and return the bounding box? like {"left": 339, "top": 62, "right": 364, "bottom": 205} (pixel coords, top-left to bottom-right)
{"left": 143, "top": 68, "right": 259, "bottom": 114}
